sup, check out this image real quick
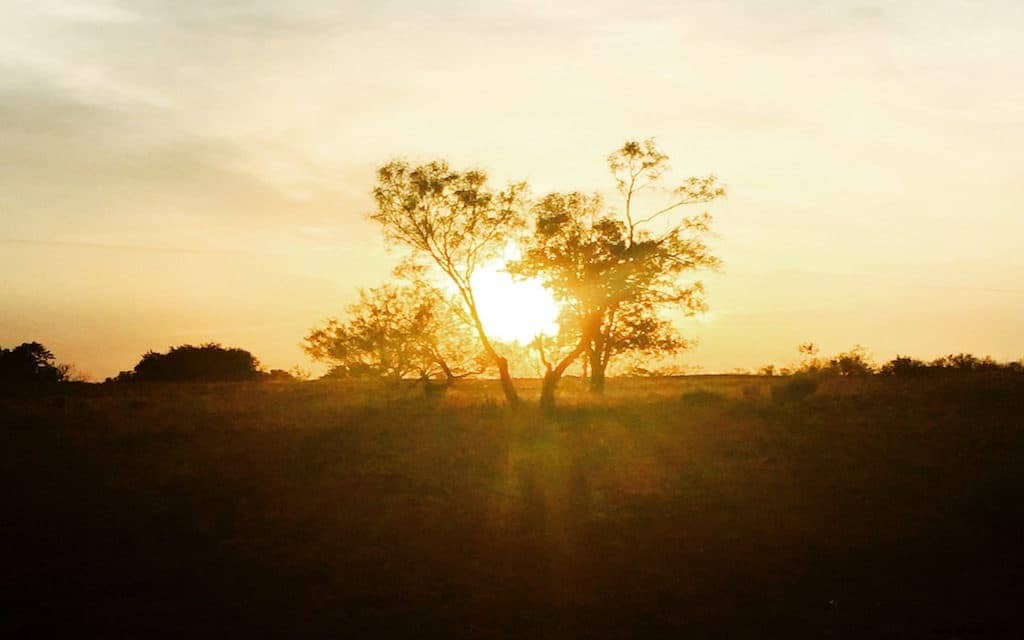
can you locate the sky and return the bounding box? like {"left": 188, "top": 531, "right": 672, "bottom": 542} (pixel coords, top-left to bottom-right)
{"left": 2, "top": 0, "right": 1023, "bottom": 379}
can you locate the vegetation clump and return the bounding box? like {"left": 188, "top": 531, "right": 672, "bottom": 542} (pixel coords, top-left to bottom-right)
{"left": 304, "top": 281, "right": 485, "bottom": 391}
{"left": 0, "top": 342, "right": 74, "bottom": 389}
{"left": 351, "top": 138, "right": 724, "bottom": 411}
{"left": 112, "top": 343, "right": 264, "bottom": 383}
{"left": 512, "top": 139, "right": 722, "bottom": 410}
{"left": 771, "top": 374, "right": 820, "bottom": 403}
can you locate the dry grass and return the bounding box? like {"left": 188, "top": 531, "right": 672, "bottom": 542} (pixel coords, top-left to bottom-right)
{"left": 2, "top": 374, "right": 1023, "bottom": 637}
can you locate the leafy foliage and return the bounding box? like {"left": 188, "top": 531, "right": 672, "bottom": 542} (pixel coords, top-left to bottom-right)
{"left": 879, "top": 355, "right": 930, "bottom": 376}
{"left": 304, "top": 281, "right": 484, "bottom": 382}
{"left": 511, "top": 139, "right": 723, "bottom": 407}
{"left": 825, "top": 345, "right": 876, "bottom": 376}
{"left": 0, "top": 342, "right": 68, "bottom": 386}
{"left": 879, "top": 353, "right": 1023, "bottom": 376}
{"left": 369, "top": 159, "right": 527, "bottom": 402}
{"left": 125, "top": 343, "right": 262, "bottom": 382}
{"left": 793, "top": 343, "right": 875, "bottom": 376}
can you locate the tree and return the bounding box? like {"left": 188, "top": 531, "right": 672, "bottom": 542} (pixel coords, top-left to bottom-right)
{"left": 511, "top": 140, "right": 722, "bottom": 410}
{"left": 304, "top": 281, "right": 484, "bottom": 386}
{"left": 824, "top": 345, "right": 875, "bottom": 376}
{"left": 880, "top": 355, "right": 929, "bottom": 377}
{"left": 0, "top": 342, "right": 68, "bottom": 386}
{"left": 369, "top": 159, "right": 527, "bottom": 405}
{"left": 128, "top": 343, "right": 262, "bottom": 382}
{"left": 794, "top": 343, "right": 875, "bottom": 376}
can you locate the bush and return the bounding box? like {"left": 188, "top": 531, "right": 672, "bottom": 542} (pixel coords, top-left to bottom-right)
{"left": 0, "top": 342, "right": 68, "bottom": 387}
{"left": 823, "top": 345, "right": 874, "bottom": 376}
{"left": 772, "top": 375, "right": 819, "bottom": 403}
{"left": 880, "top": 355, "right": 929, "bottom": 376}
{"left": 122, "top": 343, "right": 263, "bottom": 382}
{"left": 930, "top": 353, "right": 1002, "bottom": 372}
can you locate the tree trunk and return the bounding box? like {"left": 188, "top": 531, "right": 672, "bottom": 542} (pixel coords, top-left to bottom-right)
{"left": 540, "top": 370, "right": 559, "bottom": 414}
{"left": 588, "top": 351, "right": 606, "bottom": 394}
{"left": 539, "top": 335, "right": 591, "bottom": 414}
{"left": 495, "top": 356, "right": 519, "bottom": 406}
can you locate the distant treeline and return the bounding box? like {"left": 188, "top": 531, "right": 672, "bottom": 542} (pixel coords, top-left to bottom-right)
{"left": 2, "top": 340, "right": 1021, "bottom": 389}
{"left": 756, "top": 344, "right": 1024, "bottom": 378}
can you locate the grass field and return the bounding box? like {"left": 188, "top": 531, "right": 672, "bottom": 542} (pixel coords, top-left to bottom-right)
{"left": 3, "top": 375, "right": 1023, "bottom": 638}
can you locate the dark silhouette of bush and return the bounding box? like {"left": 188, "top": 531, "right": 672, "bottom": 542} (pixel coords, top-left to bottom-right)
{"left": 792, "top": 342, "right": 872, "bottom": 376}
{"left": 878, "top": 353, "right": 1022, "bottom": 377}
{"left": 820, "top": 345, "right": 875, "bottom": 376}
{"left": 772, "top": 374, "right": 819, "bottom": 403}
{"left": 262, "top": 369, "right": 296, "bottom": 382}
{"left": 879, "top": 355, "right": 929, "bottom": 376}
{"left": 0, "top": 342, "right": 67, "bottom": 387}
{"left": 122, "top": 343, "right": 263, "bottom": 382}
{"left": 930, "top": 353, "right": 1003, "bottom": 372}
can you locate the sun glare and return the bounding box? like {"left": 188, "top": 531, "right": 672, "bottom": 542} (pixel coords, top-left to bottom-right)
{"left": 471, "top": 265, "right": 560, "bottom": 344}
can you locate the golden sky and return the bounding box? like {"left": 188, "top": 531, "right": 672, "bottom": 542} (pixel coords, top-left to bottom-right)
{"left": 2, "top": 1, "right": 1022, "bottom": 378}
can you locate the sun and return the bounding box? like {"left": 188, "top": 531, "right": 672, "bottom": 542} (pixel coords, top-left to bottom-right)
{"left": 470, "top": 264, "right": 560, "bottom": 343}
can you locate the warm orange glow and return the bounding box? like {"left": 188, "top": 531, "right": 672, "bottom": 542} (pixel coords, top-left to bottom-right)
{"left": 3, "top": 3, "right": 1022, "bottom": 378}
{"left": 471, "top": 264, "right": 560, "bottom": 344}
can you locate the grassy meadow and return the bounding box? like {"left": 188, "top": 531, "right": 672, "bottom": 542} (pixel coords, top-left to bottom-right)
{"left": 3, "top": 375, "right": 1023, "bottom": 637}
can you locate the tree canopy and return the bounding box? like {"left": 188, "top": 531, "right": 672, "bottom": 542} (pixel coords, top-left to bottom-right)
{"left": 124, "top": 344, "right": 263, "bottom": 382}
{"left": 511, "top": 139, "right": 723, "bottom": 409}
{"left": 304, "top": 281, "right": 485, "bottom": 384}
{"left": 0, "top": 342, "right": 68, "bottom": 387}
{"left": 369, "top": 159, "right": 527, "bottom": 404}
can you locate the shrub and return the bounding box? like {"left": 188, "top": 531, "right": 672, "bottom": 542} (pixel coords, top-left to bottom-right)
{"left": 880, "top": 355, "right": 929, "bottom": 377}
{"left": 823, "top": 345, "right": 875, "bottom": 376}
{"left": 772, "top": 374, "right": 819, "bottom": 403}
{"left": 0, "top": 342, "right": 68, "bottom": 387}
{"left": 125, "top": 343, "right": 263, "bottom": 382}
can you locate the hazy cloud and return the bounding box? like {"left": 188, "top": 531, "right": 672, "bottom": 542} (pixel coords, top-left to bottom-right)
{"left": 3, "top": 0, "right": 1023, "bottom": 376}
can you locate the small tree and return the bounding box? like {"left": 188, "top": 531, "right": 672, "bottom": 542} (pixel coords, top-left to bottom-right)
{"left": 930, "top": 353, "right": 1001, "bottom": 371}
{"left": 129, "top": 343, "right": 262, "bottom": 382}
{"left": 304, "top": 281, "right": 484, "bottom": 385}
{"left": 795, "top": 343, "right": 874, "bottom": 376}
{"left": 880, "top": 355, "right": 929, "bottom": 377}
{"left": 369, "top": 160, "right": 527, "bottom": 405}
{"left": 512, "top": 140, "right": 722, "bottom": 410}
{"left": 0, "top": 342, "right": 68, "bottom": 386}
{"left": 824, "top": 345, "right": 875, "bottom": 376}
{"left": 796, "top": 342, "right": 822, "bottom": 372}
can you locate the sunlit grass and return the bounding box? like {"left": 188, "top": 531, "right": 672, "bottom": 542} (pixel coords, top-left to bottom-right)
{"left": 3, "top": 374, "right": 1023, "bottom": 636}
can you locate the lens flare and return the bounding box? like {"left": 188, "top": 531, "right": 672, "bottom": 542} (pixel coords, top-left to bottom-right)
{"left": 470, "top": 265, "right": 560, "bottom": 343}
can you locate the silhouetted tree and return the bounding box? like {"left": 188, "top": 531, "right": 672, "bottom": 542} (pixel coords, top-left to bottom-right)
{"left": 369, "top": 160, "right": 527, "bottom": 405}
{"left": 128, "top": 343, "right": 262, "bottom": 382}
{"left": 0, "top": 342, "right": 68, "bottom": 386}
{"left": 511, "top": 140, "right": 722, "bottom": 411}
{"left": 930, "top": 353, "right": 1001, "bottom": 372}
{"left": 880, "top": 355, "right": 929, "bottom": 377}
{"left": 304, "top": 281, "right": 485, "bottom": 386}
{"left": 823, "top": 345, "right": 875, "bottom": 376}
{"left": 793, "top": 343, "right": 874, "bottom": 376}
{"left": 795, "top": 342, "right": 823, "bottom": 372}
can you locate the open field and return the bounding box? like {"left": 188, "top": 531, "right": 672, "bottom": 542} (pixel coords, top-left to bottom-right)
{"left": 3, "top": 375, "right": 1023, "bottom": 638}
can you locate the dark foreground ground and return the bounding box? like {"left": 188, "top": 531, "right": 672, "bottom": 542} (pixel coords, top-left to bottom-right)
{"left": 2, "top": 375, "right": 1023, "bottom": 638}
